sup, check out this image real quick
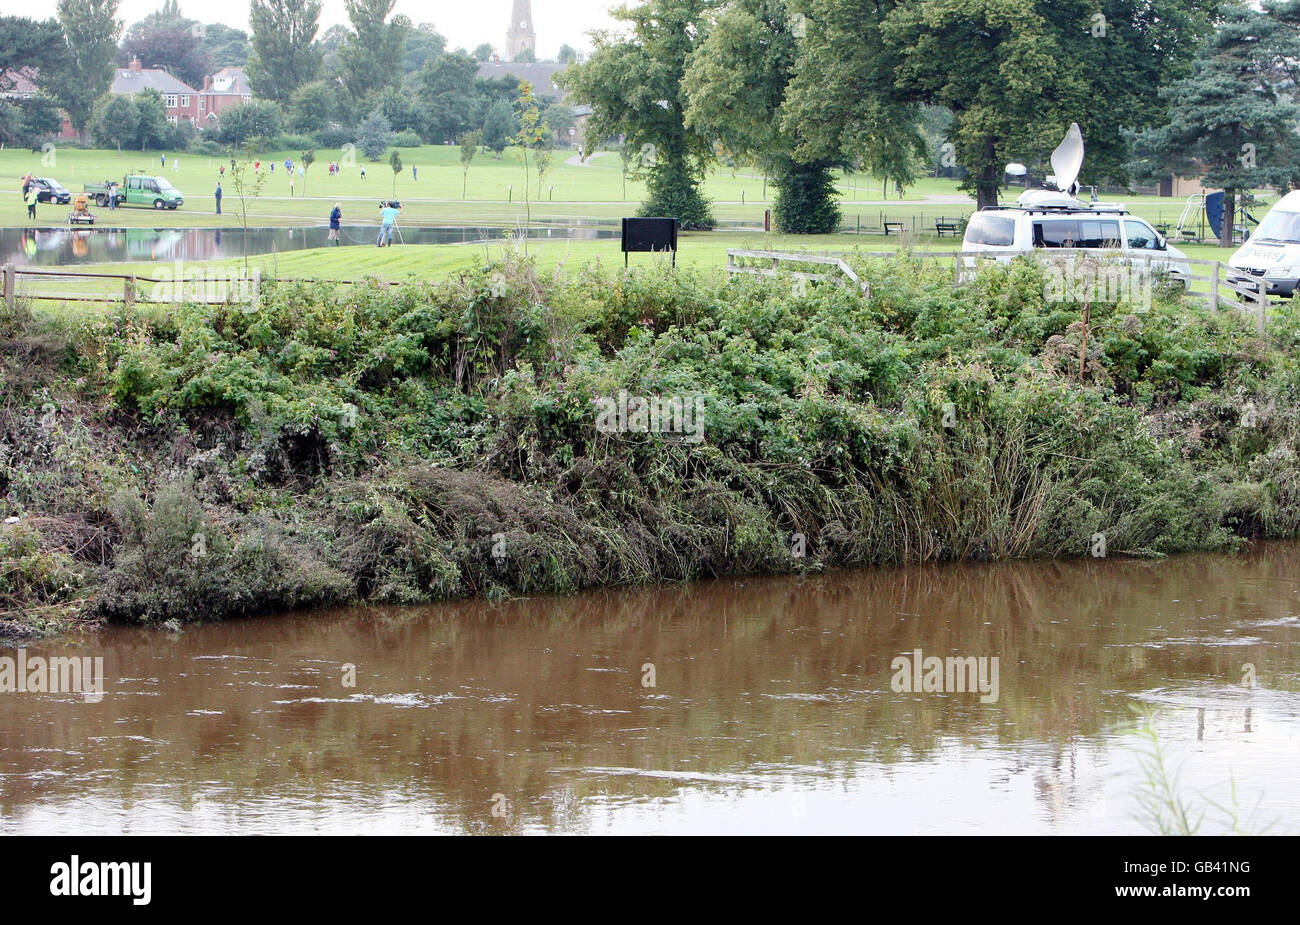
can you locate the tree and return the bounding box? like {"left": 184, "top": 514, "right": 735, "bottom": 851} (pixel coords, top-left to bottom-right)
{"left": 557, "top": 44, "right": 578, "bottom": 64}
{"left": 119, "top": 1, "right": 208, "bottom": 88}
{"left": 867, "top": 0, "right": 1214, "bottom": 208}
{"left": 389, "top": 149, "right": 402, "bottom": 195}
{"left": 133, "top": 88, "right": 169, "bottom": 150}
{"left": 289, "top": 81, "right": 335, "bottom": 133}
{"left": 301, "top": 148, "right": 314, "bottom": 193}
{"left": 511, "top": 81, "right": 550, "bottom": 246}
{"left": 213, "top": 100, "right": 283, "bottom": 147}
{"left": 513, "top": 47, "right": 536, "bottom": 63}
{"left": 542, "top": 103, "right": 575, "bottom": 144}
{"left": 685, "top": 0, "right": 845, "bottom": 233}
{"left": 417, "top": 50, "right": 478, "bottom": 143}
{"left": 338, "top": 0, "right": 410, "bottom": 103}
{"left": 356, "top": 110, "right": 392, "bottom": 159}
{"left": 247, "top": 0, "right": 323, "bottom": 105}
{"left": 560, "top": 0, "right": 718, "bottom": 229}
{"left": 1138, "top": 3, "right": 1300, "bottom": 245}
{"left": 402, "top": 22, "right": 446, "bottom": 73}
{"left": 0, "top": 16, "right": 64, "bottom": 86}
{"left": 481, "top": 98, "right": 516, "bottom": 154}
{"left": 44, "top": 0, "right": 121, "bottom": 139}
{"left": 197, "top": 23, "right": 250, "bottom": 67}
{"left": 472, "top": 43, "right": 495, "bottom": 61}
{"left": 91, "top": 92, "right": 139, "bottom": 150}
{"left": 460, "top": 129, "right": 481, "bottom": 197}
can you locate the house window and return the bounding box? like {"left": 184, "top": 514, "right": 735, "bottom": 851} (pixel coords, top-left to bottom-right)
{"left": 180, "top": 95, "right": 189, "bottom": 107}
{"left": 242, "top": 95, "right": 251, "bottom": 104}
{"left": 164, "top": 94, "right": 178, "bottom": 108}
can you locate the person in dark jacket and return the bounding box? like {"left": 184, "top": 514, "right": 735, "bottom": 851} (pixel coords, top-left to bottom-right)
{"left": 215, "top": 182, "right": 222, "bottom": 214}
{"left": 328, "top": 203, "right": 342, "bottom": 245}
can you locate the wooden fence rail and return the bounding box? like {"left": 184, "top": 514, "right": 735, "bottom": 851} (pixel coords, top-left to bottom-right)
{"left": 725, "top": 248, "right": 1270, "bottom": 332}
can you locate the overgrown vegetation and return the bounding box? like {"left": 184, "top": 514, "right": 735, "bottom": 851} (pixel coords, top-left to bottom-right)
{"left": 5, "top": 250, "right": 1300, "bottom": 637}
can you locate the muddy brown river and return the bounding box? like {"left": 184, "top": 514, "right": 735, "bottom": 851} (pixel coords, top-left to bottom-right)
{"left": 1, "top": 546, "right": 1297, "bottom": 834}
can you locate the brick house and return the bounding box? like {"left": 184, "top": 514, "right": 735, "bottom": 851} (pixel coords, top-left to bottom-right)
{"left": 198, "top": 67, "right": 252, "bottom": 129}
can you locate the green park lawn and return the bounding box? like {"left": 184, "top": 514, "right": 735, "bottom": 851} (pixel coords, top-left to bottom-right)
{"left": 5, "top": 142, "right": 1264, "bottom": 232}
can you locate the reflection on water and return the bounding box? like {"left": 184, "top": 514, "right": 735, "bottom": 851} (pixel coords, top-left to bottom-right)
{"left": 1, "top": 547, "right": 1298, "bottom": 834}
{"left": 0, "top": 224, "right": 622, "bottom": 266}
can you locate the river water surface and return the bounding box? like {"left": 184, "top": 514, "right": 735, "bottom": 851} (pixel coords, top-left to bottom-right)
{"left": 1, "top": 546, "right": 1298, "bottom": 834}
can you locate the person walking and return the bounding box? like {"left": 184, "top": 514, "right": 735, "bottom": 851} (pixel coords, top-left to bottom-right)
{"left": 215, "top": 181, "right": 222, "bottom": 215}
{"left": 24, "top": 182, "right": 36, "bottom": 221}
{"left": 412, "top": 165, "right": 418, "bottom": 181}
{"left": 161, "top": 153, "right": 166, "bottom": 169}
{"left": 376, "top": 201, "right": 400, "bottom": 247}
{"left": 328, "top": 203, "right": 342, "bottom": 245}
{"left": 360, "top": 166, "right": 366, "bottom": 182}
{"left": 289, "top": 176, "right": 295, "bottom": 197}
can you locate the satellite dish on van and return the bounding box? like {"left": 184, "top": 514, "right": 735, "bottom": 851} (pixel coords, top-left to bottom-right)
{"left": 1050, "top": 123, "right": 1084, "bottom": 196}
{"left": 1005, "top": 163, "right": 1027, "bottom": 177}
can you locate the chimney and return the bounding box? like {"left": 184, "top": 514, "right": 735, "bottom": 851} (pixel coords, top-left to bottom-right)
{"left": 203, "top": 74, "right": 211, "bottom": 91}
{"left": 129, "top": 56, "right": 143, "bottom": 73}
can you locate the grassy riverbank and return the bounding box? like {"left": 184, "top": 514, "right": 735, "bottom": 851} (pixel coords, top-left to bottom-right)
{"left": 4, "top": 252, "right": 1300, "bottom": 638}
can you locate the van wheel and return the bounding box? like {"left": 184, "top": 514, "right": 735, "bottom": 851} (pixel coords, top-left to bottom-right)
{"left": 153, "top": 199, "right": 165, "bottom": 210}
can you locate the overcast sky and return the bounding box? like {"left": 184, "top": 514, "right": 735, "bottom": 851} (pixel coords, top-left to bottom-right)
{"left": 8, "top": 1, "right": 627, "bottom": 58}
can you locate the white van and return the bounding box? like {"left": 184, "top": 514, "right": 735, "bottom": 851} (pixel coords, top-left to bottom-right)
{"left": 1228, "top": 189, "right": 1300, "bottom": 296}
{"left": 962, "top": 191, "right": 1191, "bottom": 283}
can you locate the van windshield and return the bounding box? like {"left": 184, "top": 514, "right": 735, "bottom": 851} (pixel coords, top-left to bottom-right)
{"left": 1253, "top": 209, "right": 1300, "bottom": 244}
{"left": 965, "top": 213, "right": 1015, "bottom": 246}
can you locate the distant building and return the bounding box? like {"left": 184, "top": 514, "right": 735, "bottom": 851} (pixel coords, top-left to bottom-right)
{"left": 0, "top": 66, "right": 39, "bottom": 100}
{"left": 198, "top": 67, "right": 253, "bottom": 127}
{"left": 475, "top": 61, "right": 565, "bottom": 101}
{"left": 507, "top": 0, "right": 537, "bottom": 61}
{"left": 111, "top": 57, "right": 200, "bottom": 125}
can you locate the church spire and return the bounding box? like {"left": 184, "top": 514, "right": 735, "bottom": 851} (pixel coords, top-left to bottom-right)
{"left": 507, "top": 0, "right": 537, "bottom": 60}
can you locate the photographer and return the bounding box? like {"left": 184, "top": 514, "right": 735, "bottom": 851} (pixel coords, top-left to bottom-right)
{"left": 377, "top": 200, "right": 401, "bottom": 247}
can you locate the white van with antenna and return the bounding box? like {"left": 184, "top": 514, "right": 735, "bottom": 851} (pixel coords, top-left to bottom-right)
{"left": 1227, "top": 189, "right": 1300, "bottom": 297}
{"left": 962, "top": 124, "right": 1190, "bottom": 283}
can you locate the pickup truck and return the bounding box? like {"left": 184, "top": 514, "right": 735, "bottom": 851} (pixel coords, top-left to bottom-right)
{"left": 84, "top": 174, "right": 184, "bottom": 210}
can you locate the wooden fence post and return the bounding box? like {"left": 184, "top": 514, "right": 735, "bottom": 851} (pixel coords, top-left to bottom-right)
{"left": 124, "top": 275, "right": 135, "bottom": 308}
{"left": 1257, "top": 285, "right": 1267, "bottom": 336}
{"left": 1210, "top": 261, "right": 1220, "bottom": 309}
{"left": 3, "top": 264, "right": 13, "bottom": 312}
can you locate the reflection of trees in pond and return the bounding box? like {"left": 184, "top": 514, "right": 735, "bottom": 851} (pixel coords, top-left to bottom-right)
{"left": 0, "top": 546, "right": 1296, "bottom": 832}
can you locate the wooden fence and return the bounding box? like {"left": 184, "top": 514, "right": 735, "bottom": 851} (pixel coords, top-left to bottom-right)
{"left": 726, "top": 249, "right": 1270, "bottom": 332}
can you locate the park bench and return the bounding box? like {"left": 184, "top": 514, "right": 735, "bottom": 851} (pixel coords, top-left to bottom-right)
{"left": 935, "top": 218, "right": 960, "bottom": 237}
{"left": 883, "top": 221, "right": 906, "bottom": 236}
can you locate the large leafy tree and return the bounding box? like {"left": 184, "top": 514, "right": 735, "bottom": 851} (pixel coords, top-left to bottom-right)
{"left": 417, "top": 51, "right": 478, "bottom": 143}
{"left": 0, "top": 15, "right": 64, "bottom": 86}
{"left": 247, "top": 0, "right": 323, "bottom": 105}
{"left": 44, "top": 0, "right": 121, "bottom": 139}
{"left": 793, "top": 0, "right": 1212, "bottom": 209}
{"left": 90, "top": 92, "right": 138, "bottom": 150}
{"left": 685, "top": 0, "right": 845, "bottom": 233}
{"left": 781, "top": 1, "right": 926, "bottom": 203}
{"left": 198, "top": 24, "right": 250, "bottom": 68}
{"left": 561, "top": 0, "right": 718, "bottom": 229}
{"left": 119, "top": 0, "right": 208, "bottom": 88}
{"left": 338, "top": 0, "right": 410, "bottom": 103}
{"left": 1139, "top": 2, "right": 1300, "bottom": 245}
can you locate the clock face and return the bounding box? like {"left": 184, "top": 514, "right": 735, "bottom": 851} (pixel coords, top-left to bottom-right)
{"left": 519, "top": 20, "right": 529, "bottom": 29}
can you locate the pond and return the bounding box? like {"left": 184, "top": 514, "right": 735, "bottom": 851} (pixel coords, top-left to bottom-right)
{"left": 0, "top": 223, "right": 625, "bottom": 266}
{"left": 1, "top": 546, "right": 1297, "bottom": 834}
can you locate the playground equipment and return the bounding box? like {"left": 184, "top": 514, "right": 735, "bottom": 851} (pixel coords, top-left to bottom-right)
{"left": 1170, "top": 191, "right": 1260, "bottom": 244}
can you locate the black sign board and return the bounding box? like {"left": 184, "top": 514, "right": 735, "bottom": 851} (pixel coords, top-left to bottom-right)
{"left": 621, "top": 217, "right": 679, "bottom": 266}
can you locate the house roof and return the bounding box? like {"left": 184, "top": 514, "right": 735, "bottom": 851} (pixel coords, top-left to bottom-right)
{"left": 111, "top": 67, "right": 199, "bottom": 97}
{"left": 0, "top": 67, "right": 40, "bottom": 99}
{"left": 475, "top": 61, "right": 566, "bottom": 100}
{"left": 208, "top": 67, "right": 251, "bottom": 96}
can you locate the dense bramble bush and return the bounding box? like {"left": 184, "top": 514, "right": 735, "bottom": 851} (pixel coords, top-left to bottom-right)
{"left": 5, "top": 251, "right": 1300, "bottom": 632}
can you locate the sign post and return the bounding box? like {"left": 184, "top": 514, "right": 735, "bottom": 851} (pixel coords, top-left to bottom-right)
{"left": 621, "top": 217, "right": 680, "bottom": 268}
